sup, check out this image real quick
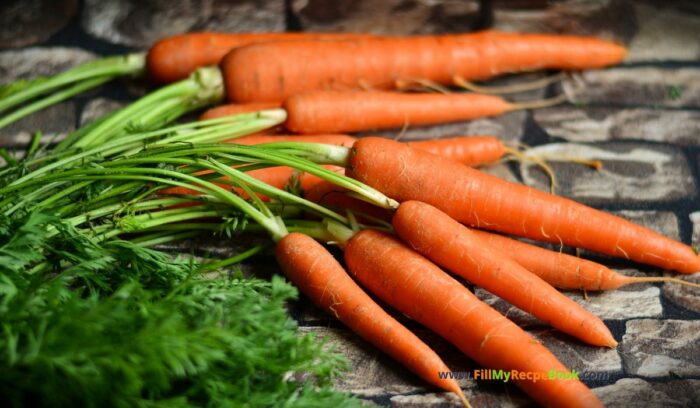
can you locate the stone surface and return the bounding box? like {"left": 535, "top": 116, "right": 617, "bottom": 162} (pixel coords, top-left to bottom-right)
{"left": 627, "top": 2, "right": 700, "bottom": 62}
{"left": 82, "top": 0, "right": 285, "bottom": 48}
{"left": 298, "top": 327, "right": 472, "bottom": 397}
{"left": 563, "top": 67, "right": 700, "bottom": 108}
{"left": 291, "top": 0, "right": 481, "bottom": 35}
{"left": 662, "top": 272, "right": 700, "bottom": 314}
{"left": 620, "top": 319, "right": 700, "bottom": 377}
{"left": 492, "top": 0, "right": 635, "bottom": 45}
{"left": 0, "top": 47, "right": 95, "bottom": 82}
{"left": 594, "top": 378, "right": 700, "bottom": 408}
{"left": 362, "top": 110, "right": 527, "bottom": 144}
{"left": 0, "top": 0, "right": 78, "bottom": 48}
{"left": 533, "top": 107, "right": 700, "bottom": 146}
{"left": 476, "top": 285, "right": 663, "bottom": 326}
{"left": 79, "top": 98, "right": 126, "bottom": 126}
{"left": 530, "top": 329, "right": 623, "bottom": 376}
{"left": 613, "top": 210, "right": 680, "bottom": 241}
{"left": 692, "top": 211, "right": 700, "bottom": 250}
{"left": 519, "top": 143, "right": 695, "bottom": 204}
{"left": 0, "top": 102, "right": 75, "bottom": 147}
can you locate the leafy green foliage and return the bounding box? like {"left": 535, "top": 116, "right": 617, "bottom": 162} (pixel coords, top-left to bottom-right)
{"left": 0, "top": 213, "right": 361, "bottom": 407}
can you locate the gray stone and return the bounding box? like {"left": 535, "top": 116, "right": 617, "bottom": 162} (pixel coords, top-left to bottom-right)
{"left": 0, "top": 102, "right": 75, "bottom": 147}
{"left": 362, "top": 110, "right": 527, "bottom": 144}
{"left": 693, "top": 212, "right": 700, "bottom": 249}
{"left": 390, "top": 391, "right": 531, "bottom": 408}
{"left": 389, "top": 393, "right": 464, "bottom": 408}
{"left": 563, "top": 68, "right": 700, "bottom": 108}
{"left": 291, "top": 0, "right": 481, "bottom": 35}
{"left": 492, "top": 0, "right": 635, "bottom": 45}
{"left": 298, "top": 327, "right": 457, "bottom": 397}
{"left": 530, "top": 329, "right": 622, "bottom": 376}
{"left": 479, "top": 162, "right": 519, "bottom": 184}
{"left": 475, "top": 285, "right": 662, "bottom": 327}
{"left": 82, "top": 0, "right": 285, "bottom": 48}
{"left": 533, "top": 107, "right": 700, "bottom": 146}
{"left": 613, "top": 210, "right": 680, "bottom": 241}
{"left": 79, "top": 98, "right": 127, "bottom": 126}
{"left": 0, "top": 0, "right": 78, "bottom": 48}
{"left": 620, "top": 319, "right": 700, "bottom": 377}
{"left": 627, "top": 2, "right": 700, "bottom": 62}
{"left": 0, "top": 47, "right": 96, "bottom": 82}
{"left": 662, "top": 272, "right": 700, "bottom": 314}
{"left": 519, "top": 143, "right": 695, "bottom": 204}
{"left": 594, "top": 378, "right": 700, "bottom": 408}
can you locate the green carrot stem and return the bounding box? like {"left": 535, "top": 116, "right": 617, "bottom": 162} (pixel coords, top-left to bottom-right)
{"left": 0, "top": 76, "right": 113, "bottom": 131}
{"left": 0, "top": 53, "right": 145, "bottom": 115}
{"left": 131, "top": 230, "right": 204, "bottom": 248}
{"left": 196, "top": 244, "right": 269, "bottom": 273}
{"left": 61, "top": 66, "right": 225, "bottom": 151}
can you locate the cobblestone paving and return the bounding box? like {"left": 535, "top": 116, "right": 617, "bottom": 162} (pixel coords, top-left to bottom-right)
{"left": 1, "top": 0, "right": 698, "bottom": 406}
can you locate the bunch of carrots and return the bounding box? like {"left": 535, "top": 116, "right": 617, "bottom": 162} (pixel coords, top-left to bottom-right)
{"left": 3, "top": 28, "right": 699, "bottom": 408}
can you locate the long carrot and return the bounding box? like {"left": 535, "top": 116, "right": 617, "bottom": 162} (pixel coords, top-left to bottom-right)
{"left": 147, "top": 32, "right": 375, "bottom": 84}
{"left": 392, "top": 200, "right": 616, "bottom": 347}
{"left": 276, "top": 232, "right": 469, "bottom": 406}
{"left": 282, "top": 91, "right": 514, "bottom": 134}
{"left": 344, "top": 137, "right": 700, "bottom": 273}
{"left": 471, "top": 229, "right": 700, "bottom": 291}
{"left": 221, "top": 31, "right": 627, "bottom": 102}
{"left": 344, "top": 229, "right": 603, "bottom": 408}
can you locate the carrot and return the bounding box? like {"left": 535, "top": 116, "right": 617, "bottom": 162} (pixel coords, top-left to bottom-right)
{"left": 276, "top": 232, "right": 469, "bottom": 406}
{"left": 470, "top": 229, "right": 700, "bottom": 291}
{"left": 345, "top": 137, "right": 700, "bottom": 274}
{"left": 407, "top": 136, "right": 506, "bottom": 168}
{"left": 222, "top": 30, "right": 627, "bottom": 102}
{"left": 147, "top": 32, "right": 375, "bottom": 84}
{"left": 282, "top": 91, "right": 514, "bottom": 134}
{"left": 344, "top": 229, "right": 603, "bottom": 408}
{"left": 392, "top": 200, "right": 616, "bottom": 346}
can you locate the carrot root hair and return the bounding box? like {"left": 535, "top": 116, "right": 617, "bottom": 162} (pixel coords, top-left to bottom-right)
{"left": 395, "top": 78, "right": 452, "bottom": 94}
{"left": 628, "top": 276, "right": 700, "bottom": 289}
{"left": 453, "top": 72, "right": 566, "bottom": 95}
{"left": 504, "top": 146, "right": 559, "bottom": 193}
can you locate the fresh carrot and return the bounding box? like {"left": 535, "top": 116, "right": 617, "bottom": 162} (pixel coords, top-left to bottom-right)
{"left": 470, "top": 229, "right": 700, "bottom": 291}
{"left": 392, "top": 200, "right": 616, "bottom": 346}
{"left": 276, "top": 232, "right": 469, "bottom": 406}
{"left": 282, "top": 91, "right": 514, "bottom": 134}
{"left": 222, "top": 30, "right": 627, "bottom": 102}
{"left": 344, "top": 137, "right": 700, "bottom": 273}
{"left": 147, "top": 32, "right": 375, "bottom": 84}
{"left": 407, "top": 136, "right": 506, "bottom": 167}
{"left": 344, "top": 229, "right": 603, "bottom": 408}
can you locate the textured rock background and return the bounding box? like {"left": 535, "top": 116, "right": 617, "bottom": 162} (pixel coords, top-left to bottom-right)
{"left": 0, "top": 0, "right": 698, "bottom": 406}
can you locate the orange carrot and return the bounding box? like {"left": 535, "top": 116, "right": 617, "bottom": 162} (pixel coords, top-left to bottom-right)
{"left": 147, "top": 32, "right": 375, "bottom": 84}
{"left": 222, "top": 31, "right": 627, "bottom": 102}
{"left": 344, "top": 229, "right": 603, "bottom": 408}
{"left": 345, "top": 137, "right": 700, "bottom": 273}
{"left": 276, "top": 233, "right": 469, "bottom": 405}
{"left": 283, "top": 91, "right": 513, "bottom": 133}
{"left": 471, "top": 229, "right": 700, "bottom": 291}
{"left": 407, "top": 136, "right": 506, "bottom": 167}
{"left": 392, "top": 200, "right": 615, "bottom": 346}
